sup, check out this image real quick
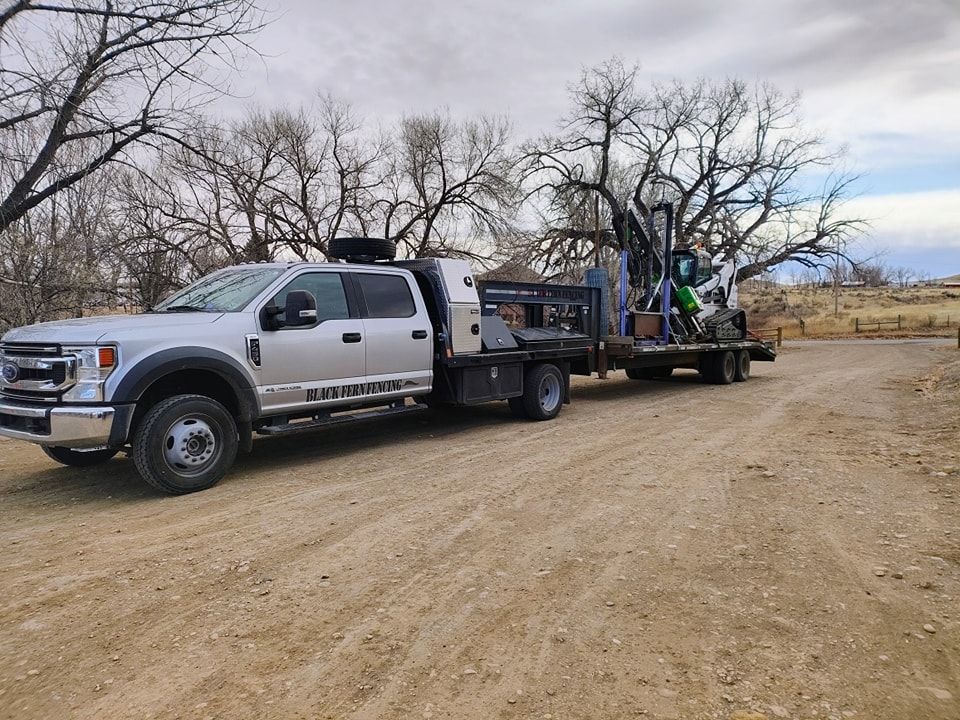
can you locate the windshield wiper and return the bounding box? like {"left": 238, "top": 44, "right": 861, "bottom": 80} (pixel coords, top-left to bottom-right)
{"left": 158, "top": 304, "right": 208, "bottom": 313}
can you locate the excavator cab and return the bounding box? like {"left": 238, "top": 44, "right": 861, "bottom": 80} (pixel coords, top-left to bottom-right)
{"left": 672, "top": 249, "right": 714, "bottom": 288}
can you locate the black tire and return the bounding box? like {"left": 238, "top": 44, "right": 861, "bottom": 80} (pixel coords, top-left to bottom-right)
{"left": 132, "top": 394, "right": 238, "bottom": 495}
{"left": 507, "top": 395, "right": 528, "bottom": 418}
{"left": 42, "top": 445, "right": 118, "bottom": 467}
{"left": 734, "top": 350, "right": 751, "bottom": 382}
{"left": 521, "top": 363, "right": 564, "bottom": 421}
{"left": 703, "top": 350, "right": 736, "bottom": 385}
{"left": 626, "top": 366, "right": 673, "bottom": 380}
{"left": 328, "top": 236, "right": 397, "bottom": 262}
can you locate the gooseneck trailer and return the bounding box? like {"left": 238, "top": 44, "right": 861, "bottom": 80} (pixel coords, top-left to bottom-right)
{"left": 0, "top": 220, "right": 774, "bottom": 494}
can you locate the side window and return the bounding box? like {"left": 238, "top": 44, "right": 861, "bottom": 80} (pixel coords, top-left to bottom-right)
{"left": 271, "top": 273, "right": 350, "bottom": 325}
{"left": 356, "top": 273, "right": 416, "bottom": 318}
{"left": 697, "top": 259, "right": 714, "bottom": 285}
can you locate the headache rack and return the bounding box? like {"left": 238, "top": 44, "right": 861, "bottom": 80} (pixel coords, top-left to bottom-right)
{"left": 477, "top": 280, "right": 601, "bottom": 348}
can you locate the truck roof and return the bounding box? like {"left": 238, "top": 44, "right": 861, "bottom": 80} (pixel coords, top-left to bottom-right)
{"left": 230, "top": 261, "right": 413, "bottom": 273}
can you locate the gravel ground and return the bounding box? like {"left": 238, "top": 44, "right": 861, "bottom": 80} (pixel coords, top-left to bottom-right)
{"left": 0, "top": 340, "right": 958, "bottom": 720}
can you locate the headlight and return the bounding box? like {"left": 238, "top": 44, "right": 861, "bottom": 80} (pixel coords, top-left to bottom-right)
{"left": 62, "top": 345, "right": 118, "bottom": 402}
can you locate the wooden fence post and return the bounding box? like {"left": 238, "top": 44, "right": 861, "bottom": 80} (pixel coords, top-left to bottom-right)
{"left": 855, "top": 317, "right": 860, "bottom": 333}
{"left": 897, "top": 314, "right": 902, "bottom": 330}
{"left": 777, "top": 327, "right": 783, "bottom": 347}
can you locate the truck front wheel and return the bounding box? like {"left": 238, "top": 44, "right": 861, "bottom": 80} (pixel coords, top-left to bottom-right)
{"left": 132, "top": 394, "right": 238, "bottom": 495}
{"left": 521, "top": 363, "right": 564, "bottom": 421}
{"left": 42, "top": 445, "right": 118, "bottom": 467}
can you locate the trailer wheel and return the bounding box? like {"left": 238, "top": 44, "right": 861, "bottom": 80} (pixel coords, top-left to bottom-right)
{"left": 132, "top": 394, "right": 238, "bottom": 495}
{"left": 702, "top": 350, "right": 736, "bottom": 385}
{"left": 734, "top": 350, "right": 751, "bottom": 382}
{"left": 521, "top": 363, "right": 564, "bottom": 421}
{"left": 42, "top": 445, "right": 119, "bottom": 467}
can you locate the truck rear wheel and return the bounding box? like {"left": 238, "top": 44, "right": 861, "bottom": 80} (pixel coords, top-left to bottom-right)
{"left": 734, "top": 350, "right": 751, "bottom": 382}
{"left": 702, "top": 350, "right": 736, "bottom": 385}
{"left": 42, "top": 445, "right": 118, "bottom": 467}
{"left": 521, "top": 363, "right": 564, "bottom": 421}
{"left": 132, "top": 394, "right": 238, "bottom": 495}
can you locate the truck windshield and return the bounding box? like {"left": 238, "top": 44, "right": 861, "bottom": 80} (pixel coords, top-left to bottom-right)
{"left": 152, "top": 267, "right": 286, "bottom": 313}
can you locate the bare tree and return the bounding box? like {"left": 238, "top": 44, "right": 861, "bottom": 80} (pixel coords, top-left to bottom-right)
{"left": 0, "top": 166, "right": 119, "bottom": 327}
{"left": 126, "top": 99, "right": 387, "bottom": 268}
{"left": 893, "top": 266, "right": 914, "bottom": 288}
{"left": 523, "top": 58, "right": 865, "bottom": 280}
{"left": 0, "top": 0, "right": 264, "bottom": 233}
{"left": 380, "top": 112, "right": 519, "bottom": 260}
{"left": 851, "top": 261, "right": 893, "bottom": 287}
{"left": 260, "top": 98, "right": 388, "bottom": 259}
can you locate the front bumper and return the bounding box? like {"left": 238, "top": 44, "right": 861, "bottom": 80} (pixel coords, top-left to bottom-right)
{"left": 0, "top": 398, "right": 131, "bottom": 448}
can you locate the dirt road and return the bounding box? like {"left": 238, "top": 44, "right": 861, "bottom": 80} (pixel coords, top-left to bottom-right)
{"left": 1, "top": 341, "right": 958, "bottom": 720}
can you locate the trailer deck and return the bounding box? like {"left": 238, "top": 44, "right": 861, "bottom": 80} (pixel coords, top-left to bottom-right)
{"left": 469, "top": 279, "right": 775, "bottom": 375}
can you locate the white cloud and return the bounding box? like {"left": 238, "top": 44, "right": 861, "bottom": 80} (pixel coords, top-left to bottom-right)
{"left": 226, "top": 0, "right": 960, "bottom": 176}
{"left": 216, "top": 0, "right": 960, "bottom": 273}
{"left": 845, "top": 188, "right": 960, "bottom": 249}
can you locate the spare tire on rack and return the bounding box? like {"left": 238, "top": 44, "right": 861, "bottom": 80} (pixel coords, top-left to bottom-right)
{"left": 328, "top": 236, "right": 397, "bottom": 263}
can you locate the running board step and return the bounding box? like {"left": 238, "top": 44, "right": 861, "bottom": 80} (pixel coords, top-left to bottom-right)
{"left": 256, "top": 402, "right": 428, "bottom": 436}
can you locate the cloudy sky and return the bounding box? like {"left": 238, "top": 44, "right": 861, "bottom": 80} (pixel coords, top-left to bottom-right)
{"left": 224, "top": 0, "right": 960, "bottom": 277}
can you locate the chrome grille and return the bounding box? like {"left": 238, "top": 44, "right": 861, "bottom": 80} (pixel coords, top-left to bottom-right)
{"left": 0, "top": 343, "right": 76, "bottom": 399}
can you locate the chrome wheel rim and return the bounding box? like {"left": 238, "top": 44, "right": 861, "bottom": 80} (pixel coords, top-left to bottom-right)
{"left": 162, "top": 415, "right": 220, "bottom": 476}
{"left": 539, "top": 373, "right": 561, "bottom": 413}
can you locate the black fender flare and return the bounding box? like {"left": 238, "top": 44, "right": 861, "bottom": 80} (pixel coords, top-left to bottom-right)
{"left": 111, "top": 348, "right": 259, "bottom": 422}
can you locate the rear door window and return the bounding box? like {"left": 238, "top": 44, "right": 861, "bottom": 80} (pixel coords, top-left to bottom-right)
{"left": 356, "top": 273, "right": 416, "bottom": 318}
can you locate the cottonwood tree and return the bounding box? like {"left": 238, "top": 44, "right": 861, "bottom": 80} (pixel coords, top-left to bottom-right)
{"left": 140, "top": 106, "right": 521, "bottom": 268}
{"left": 523, "top": 58, "right": 864, "bottom": 280}
{"left": 379, "top": 112, "right": 519, "bottom": 261}
{"left": 0, "top": 0, "right": 263, "bottom": 233}
{"left": 851, "top": 261, "right": 893, "bottom": 287}
{"left": 0, "top": 167, "right": 120, "bottom": 327}
{"left": 118, "top": 99, "right": 389, "bottom": 270}
{"left": 893, "top": 266, "right": 914, "bottom": 288}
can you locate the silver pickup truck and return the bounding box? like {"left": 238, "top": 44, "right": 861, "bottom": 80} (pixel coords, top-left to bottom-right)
{"left": 1, "top": 239, "right": 602, "bottom": 493}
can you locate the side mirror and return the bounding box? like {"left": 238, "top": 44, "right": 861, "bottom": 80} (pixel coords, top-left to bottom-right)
{"left": 284, "top": 290, "right": 317, "bottom": 327}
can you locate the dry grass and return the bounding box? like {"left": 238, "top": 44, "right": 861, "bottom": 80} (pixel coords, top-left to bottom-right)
{"left": 741, "top": 285, "right": 960, "bottom": 339}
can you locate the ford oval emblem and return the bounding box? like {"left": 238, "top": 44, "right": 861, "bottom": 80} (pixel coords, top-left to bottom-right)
{"left": 1, "top": 362, "right": 19, "bottom": 383}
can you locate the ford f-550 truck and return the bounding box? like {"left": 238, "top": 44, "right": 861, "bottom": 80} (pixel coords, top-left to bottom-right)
{"left": 0, "top": 235, "right": 775, "bottom": 494}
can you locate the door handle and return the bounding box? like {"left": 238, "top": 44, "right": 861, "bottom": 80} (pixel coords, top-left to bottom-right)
{"left": 342, "top": 332, "right": 362, "bottom": 343}
{"left": 412, "top": 330, "right": 428, "bottom": 340}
